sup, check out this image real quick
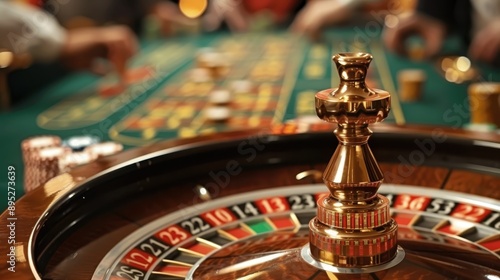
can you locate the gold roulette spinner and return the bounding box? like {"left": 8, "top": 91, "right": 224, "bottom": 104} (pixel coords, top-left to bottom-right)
{"left": 1, "top": 53, "right": 500, "bottom": 279}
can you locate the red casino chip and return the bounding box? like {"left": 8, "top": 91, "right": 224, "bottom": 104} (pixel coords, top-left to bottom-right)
{"left": 98, "top": 83, "right": 126, "bottom": 97}
{"left": 126, "top": 66, "right": 155, "bottom": 84}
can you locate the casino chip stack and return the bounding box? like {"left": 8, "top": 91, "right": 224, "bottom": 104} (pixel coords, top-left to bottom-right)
{"left": 195, "top": 48, "right": 229, "bottom": 80}
{"left": 22, "top": 135, "right": 62, "bottom": 192}
{"left": 29, "top": 146, "right": 72, "bottom": 192}
{"left": 398, "top": 69, "right": 426, "bottom": 102}
{"left": 467, "top": 82, "right": 500, "bottom": 131}
{"left": 21, "top": 135, "right": 123, "bottom": 193}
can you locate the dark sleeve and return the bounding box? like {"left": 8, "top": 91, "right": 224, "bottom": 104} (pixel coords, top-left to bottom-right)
{"left": 417, "top": 0, "right": 472, "bottom": 43}
{"left": 417, "top": 0, "right": 458, "bottom": 26}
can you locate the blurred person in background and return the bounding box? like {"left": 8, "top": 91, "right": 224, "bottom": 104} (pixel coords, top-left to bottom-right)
{"left": 384, "top": 0, "right": 500, "bottom": 65}
{"left": 0, "top": 1, "right": 138, "bottom": 102}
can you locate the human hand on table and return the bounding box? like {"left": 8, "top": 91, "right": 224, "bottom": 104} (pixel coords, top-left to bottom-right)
{"left": 201, "top": 0, "right": 250, "bottom": 32}
{"left": 290, "top": 0, "right": 354, "bottom": 41}
{"left": 59, "top": 25, "right": 138, "bottom": 81}
{"left": 383, "top": 13, "right": 447, "bottom": 58}
{"left": 219, "top": 4, "right": 250, "bottom": 32}
{"left": 468, "top": 18, "right": 500, "bottom": 64}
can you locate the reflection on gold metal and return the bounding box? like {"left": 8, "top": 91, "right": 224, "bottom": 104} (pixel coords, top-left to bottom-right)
{"left": 161, "top": 259, "right": 193, "bottom": 266}
{"left": 195, "top": 185, "right": 212, "bottom": 201}
{"left": 219, "top": 252, "right": 287, "bottom": 275}
{"left": 309, "top": 53, "right": 399, "bottom": 267}
{"left": 196, "top": 237, "right": 221, "bottom": 249}
{"left": 295, "top": 170, "right": 322, "bottom": 181}
{"left": 152, "top": 260, "right": 191, "bottom": 278}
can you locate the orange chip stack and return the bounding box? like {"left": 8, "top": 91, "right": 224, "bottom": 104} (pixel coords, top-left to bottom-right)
{"left": 468, "top": 82, "right": 500, "bottom": 128}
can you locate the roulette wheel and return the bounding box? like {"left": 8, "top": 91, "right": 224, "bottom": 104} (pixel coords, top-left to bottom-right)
{"left": 1, "top": 53, "right": 500, "bottom": 280}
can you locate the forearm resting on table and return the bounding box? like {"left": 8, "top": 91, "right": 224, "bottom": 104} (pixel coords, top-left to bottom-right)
{"left": 0, "top": 2, "right": 66, "bottom": 63}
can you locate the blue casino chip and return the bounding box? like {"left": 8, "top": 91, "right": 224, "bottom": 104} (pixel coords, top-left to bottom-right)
{"left": 63, "top": 135, "right": 100, "bottom": 151}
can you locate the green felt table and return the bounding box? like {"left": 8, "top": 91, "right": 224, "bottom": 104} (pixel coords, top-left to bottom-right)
{"left": 1, "top": 28, "right": 499, "bottom": 211}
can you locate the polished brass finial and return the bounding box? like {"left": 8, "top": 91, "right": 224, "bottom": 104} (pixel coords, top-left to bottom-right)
{"left": 315, "top": 52, "right": 391, "bottom": 200}
{"left": 308, "top": 53, "right": 398, "bottom": 267}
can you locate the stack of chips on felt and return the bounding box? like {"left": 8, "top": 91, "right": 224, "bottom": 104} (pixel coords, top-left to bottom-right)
{"left": 22, "top": 135, "right": 64, "bottom": 192}
{"left": 21, "top": 135, "right": 123, "bottom": 192}
{"left": 467, "top": 82, "right": 500, "bottom": 132}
